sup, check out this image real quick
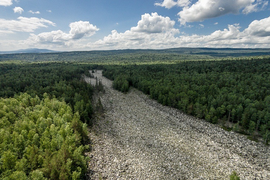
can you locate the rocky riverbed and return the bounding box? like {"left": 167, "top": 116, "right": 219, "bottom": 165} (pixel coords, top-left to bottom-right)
{"left": 86, "top": 70, "right": 270, "bottom": 180}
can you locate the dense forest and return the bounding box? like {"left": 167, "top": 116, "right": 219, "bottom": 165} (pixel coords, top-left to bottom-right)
{"left": 0, "top": 62, "right": 96, "bottom": 179}
{"left": 1, "top": 49, "right": 270, "bottom": 179}
{"left": 103, "top": 58, "right": 270, "bottom": 144}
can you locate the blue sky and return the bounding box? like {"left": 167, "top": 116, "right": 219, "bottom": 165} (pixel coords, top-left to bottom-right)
{"left": 1, "top": 0, "right": 270, "bottom": 51}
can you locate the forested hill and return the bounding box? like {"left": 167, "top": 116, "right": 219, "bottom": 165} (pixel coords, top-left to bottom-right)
{"left": 1, "top": 48, "right": 270, "bottom": 63}
{"left": 0, "top": 48, "right": 55, "bottom": 54}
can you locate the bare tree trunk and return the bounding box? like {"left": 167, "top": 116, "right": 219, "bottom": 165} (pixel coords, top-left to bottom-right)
{"left": 227, "top": 111, "right": 231, "bottom": 127}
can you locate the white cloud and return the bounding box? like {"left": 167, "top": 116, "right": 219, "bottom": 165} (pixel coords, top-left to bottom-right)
{"left": 29, "top": 30, "right": 71, "bottom": 45}
{"left": 177, "top": 17, "right": 270, "bottom": 47}
{"left": 0, "top": 30, "right": 14, "bottom": 34}
{"left": 199, "top": 24, "right": 204, "bottom": 28}
{"left": 28, "top": 21, "right": 99, "bottom": 45}
{"left": 91, "top": 13, "right": 179, "bottom": 49}
{"left": 176, "top": 0, "right": 191, "bottom": 7}
{"left": 131, "top": 12, "right": 177, "bottom": 33}
{"left": 155, "top": 0, "right": 177, "bottom": 9}
{"left": 243, "top": 16, "right": 270, "bottom": 37}
{"left": 93, "top": 29, "right": 179, "bottom": 50}
{"left": 7, "top": 14, "right": 270, "bottom": 51}
{"left": 219, "top": 7, "right": 225, "bottom": 11}
{"left": 0, "top": 0, "right": 12, "bottom": 6}
{"left": 178, "top": 0, "right": 268, "bottom": 24}
{"left": 242, "top": 0, "right": 268, "bottom": 14}
{"left": 243, "top": 3, "right": 258, "bottom": 14}
{"left": 91, "top": 15, "right": 270, "bottom": 50}
{"left": 214, "top": 22, "right": 218, "bottom": 25}
{"left": 155, "top": 0, "right": 190, "bottom": 9}
{"left": 208, "top": 24, "right": 241, "bottom": 40}
{"left": 47, "top": 10, "right": 52, "bottom": 13}
{"left": 13, "top": 7, "right": 24, "bottom": 14}
{"left": 29, "top": 10, "right": 40, "bottom": 14}
{"left": 69, "top": 21, "right": 99, "bottom": 39}
{"left": 0, "top": 16, "right": 55, "bottom": 33}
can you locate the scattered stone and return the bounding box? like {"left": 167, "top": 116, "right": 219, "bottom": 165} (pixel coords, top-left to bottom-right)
{"left": 86, "top": 70, "right": 270, "bottom": 180}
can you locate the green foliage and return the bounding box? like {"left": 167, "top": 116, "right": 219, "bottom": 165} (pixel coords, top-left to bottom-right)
{"left": 0, "top": 62, "right": 97, "bottom": 179}
{"left": 7, "top": 171, "right": 28, "bottom": 180}
{"left": 230, "top": 171, "right": 240, "bottom": 180}
{"left": 0, "top": 62, "right": 94, "bottom": 126}
{"left": 113, "top": 76, "right": 130, "bottom": 93}
{"left": 103, "top": 58, "right": 270, "bottom": 142}
{"left": 0, "top": 94, "right": 88, "bottom": 179}
{"left": 30, "top": 170, "right": 47, "bottom": 180}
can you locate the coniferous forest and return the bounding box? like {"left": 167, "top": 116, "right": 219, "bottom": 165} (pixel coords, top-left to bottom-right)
{"left": 0, "top": 49, "right": 270, "bottom": 179}
{"left": 103, "top": 58, "right": 270, "bottom": 143}
{"left": 0, "top": 63, "right": 95, "bottom": 179}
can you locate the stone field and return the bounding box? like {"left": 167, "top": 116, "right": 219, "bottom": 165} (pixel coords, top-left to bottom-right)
{"left": 86, "top": 70, "right": 270, "bottom": 180}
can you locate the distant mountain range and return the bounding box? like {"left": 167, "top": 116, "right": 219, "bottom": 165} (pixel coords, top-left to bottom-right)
{"left": 0, "top": 47, "right": 270, "bottom": 57}
{"left": 0, "top": 48, "right": 55, "bottom": 54}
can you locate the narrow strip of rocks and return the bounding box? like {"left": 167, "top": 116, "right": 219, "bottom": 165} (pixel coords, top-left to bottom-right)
{"left": 87, "top": 70, "right": 270, "bottom": 180}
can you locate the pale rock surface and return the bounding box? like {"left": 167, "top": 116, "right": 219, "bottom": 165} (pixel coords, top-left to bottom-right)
{"left": 86, "top": 70, "right": 270, "bottom": 180}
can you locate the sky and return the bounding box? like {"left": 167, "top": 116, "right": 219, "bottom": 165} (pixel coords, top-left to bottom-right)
{"left": 1, "top": 0, "right": 270, "bottom": 51}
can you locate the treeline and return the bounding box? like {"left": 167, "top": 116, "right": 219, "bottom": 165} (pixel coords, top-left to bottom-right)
{"left": 0, "top": 62, "right": 96, "bottom": 179}
{"left": 1, "top": 48, "right": 270, "bottom": 63}
{"left": 112, "top": 76, "right": 129, "bottom": 93}
{"left": 0, "top": 63, "right": 95, "bottom": 124}
{"left": 103, "top": 58, "right": 270, "bottom": 144}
